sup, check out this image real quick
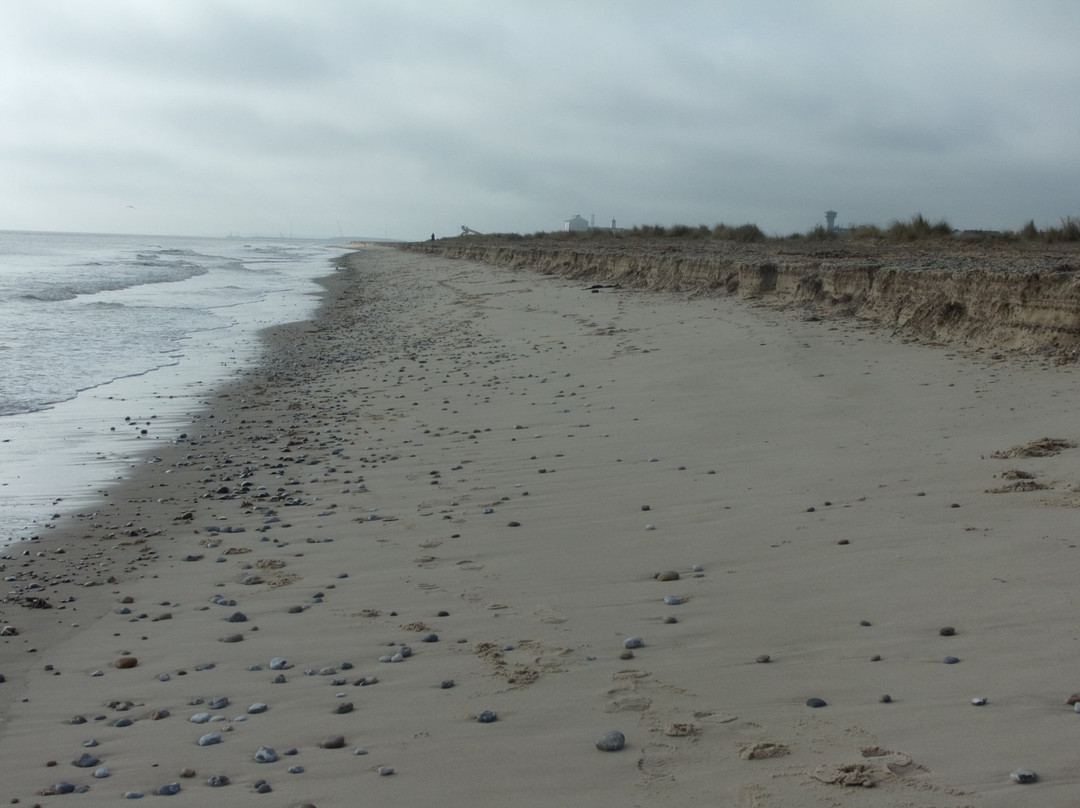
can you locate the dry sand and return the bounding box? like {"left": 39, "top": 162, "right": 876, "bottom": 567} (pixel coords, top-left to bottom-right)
{"left": 3, "top": 244, "right": 1080, "bottom": 806}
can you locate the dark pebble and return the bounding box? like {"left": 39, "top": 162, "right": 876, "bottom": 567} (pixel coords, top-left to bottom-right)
{"left": 335, "top": 702, "right": 354, "bottom": 714}
{"left": 596, "top": 730, "right": 625, "bottom": 751}
{"left": 806, "top": 698, "right": 827, "bottom": 708}
{"left": 939, "top": 626, "right": 956, "bottom": 636}
{"left": 859, "top": 620, "right": 872, "bottom": 627}
{"left": 422, "top": 633, "right": 439, "bottom": 642}
{"left": 225, "top": 612, "right": 247, "bottom": 623}
{"left": 477, "top": 710, "right": 497, "bottom": 723}
{"left": 319, "top": 735, "right": 346, "bottom": 749}
{"left": 206, "top": 774, "right": 229, "bottom": 787}
{"left": 943, "top": 656, "right": 960, "bottom": 664}
{"left": 879, "top": 694, "right": 892, "bottom": 703}
{"left": 155, "top": 782, "right": 180, "bottom": 796}
{"left": 73, "top": 752, "right": 100, "bottom": 768}
{"left": 441, "top": 679, "right": 455, "bottom": 689}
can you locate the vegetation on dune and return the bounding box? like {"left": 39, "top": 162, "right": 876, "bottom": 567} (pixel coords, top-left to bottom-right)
{"left": 448, "top": 214, "right": 1080, "bottom": 244}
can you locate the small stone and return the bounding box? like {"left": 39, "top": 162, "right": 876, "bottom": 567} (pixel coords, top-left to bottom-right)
{"left": 623, "top": 637, "right": 644, "bottom": 649}
{"left": 378, "top": 766, "right": 395, "bottom": 776}
{"left": 477, "top": 710, "right": 497, "bottom": 723}
{"left": 422, "top": 633, "right": 439, "bottom": 642}
{"left": 806, "top": 698, "right": 827, "bottom": 708}
{"left": 655, "top": 570, "right": 679, "bottom": 582}
{"left": 1073, "top": 703, "right": 1080, "bottom": 714}
{"left": 179, "top": 769, "right": 196, "bottom": 778}
{"left": 220, "top": 633, "right": 245, "bottom": 643}
{"left": 1010, "top": 768, "right": 1037, "bottom": 784}
{"left": 254, "top": 746, "right": 277, "bottom": 763}
{"left": 335, "top": 702, "right": 354, "bottom": 714}
{"left": 225, "top": 611, "right": 247, "bottom": 623}
{"left": 869, "top": 655, "right": 882, "bottom": 662}
{"left": 150, "top": 709, "right": 169, "bottom": 720}
{"left": 971, "top": 697, "right": 988, "bottom": 706}
{"left": 663, "top": 616, "right": 678, "bottom": 624}
{"left": 155, "top": 782, "right": 180, "bottom": 796}
{"left": 440, "top": 680, "right": 454, "bottom": 689}
{"left": 943, "top": 656, "right": 960, "bottom": 664}
{"left": 248, "top": 702, "right": 268, "bottom": 714}
{"left": 208, "top": 697, "right": 229, "bottom": 710}
{"left": 1065, "top": 692, "right": 1080, "bottom": 705}
{"left": 596, "top": 730, "right": 625, "bottom": 751}
{"left": 198, "top": 732, "right": 221, "bottom": 746}
{"left": 190, "top": 712, "right": 211, "bottom": 724}
{"left": 114, "top": 657, "right": 138, "bottom": 669}
{"left": 93, "top": 767, "right": 110, "bottom": 778}
{"left": 756, "top": 655, "right": 771, "bottom": 664}
{"left": 269, "top": 657, "right": 289, "bottom": 670}
{"left": 939, "top": 626, "right": 956, "bottom": 636}
{"left": 619, "top": 650, "right": 634, "bottom": 660}
{"left": 663, "top": 595, "right": 686, "bottom": 605}
{"left": 320, "top": 735, "right": 346, "bottom": 749}
{"left": 124, "top": 790, "right": 144, "bottom": 799}
{"left": 288, "top": 765, "right": 304, "bottom": 774}
{"left": 206, "top": 774, "right": 229, "bottom": 787}
{"left": 859, "top": 620, "right": 871, "bottom": 626}
{"left": 879, "top": 694, "right": 892, "bottom": 703}
{"left": 72, "top": 752, "right": 100, "bottom": 768}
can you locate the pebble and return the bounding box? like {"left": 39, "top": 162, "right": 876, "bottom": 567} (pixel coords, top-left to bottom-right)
{"left": 663, "top": 616, "right": 678, "bottom": 624}
{"left": 206, "top": 774, "right": 229, "bottom": 787}
{"left": 477, "top": 710, "right": 498, "bottom": 723}
{"left": 879, "top": 694, "right": 892, "bottom": 703}
{"left": 124, "top": 790, "right": 144, "bottom": 799}
{"left": 596, "top": 730, "right": 625, "bottom": 751}
{"left": 248, "top": 702, "right": 268, "bottom": 714}
{"left": 208, "top": 697, "right": 229, "bottom": 710}
{"left": 1073, "top": 703, "right": 1080, "bottom": 714}
{"left": 269, "top": 657, "right": 290, "bottom": 670}
{"left": 655, "top": 570, "right": 679, "bottom": 581}
{"left": 378, "top": 765, "right": 395, "bottom": 776}
{"left": 93, "top": 767, "right": 110, "bottom": 778}
{"left": 943, "top": 656, "right": 960, "bottom": 664}
{"left": 198, "top": 732, "right": 222, "bottom": 746}
{"left": 623, "top": 637, "right": 644, "bottom": 649}
{"left": 663, "top": 595, "right": 686, "bottom": 605}
{"left": 1010, "top": 768, "right": 1037, "bottom": 784}
{"left": 288, "top": 765, "right": 304, "bottom": 774}
{"left": 440, "top": 679, "right": 455, "bottom": 689}
{"left": 1065, "top": 692, "right": 1080, "bottom": 705}
{"left": 155, "top": 782, "right": 181, "bottom": 796}
{"left": 72, "top": 752, "right": 100, "bottom": 767}
{"left": 971, "top": 697, "right": 988, "bottom": 706}
{"left": 806, "top": 698, "right": 827, "bottom": 708}
{"left": 755, "top": 655, "right": 771, "bottom": 664}
{"left": 190, "top": 712, "right": 211, "bottom": 723}
{"left": 422, "top": 633, "right": 439, "bottom": 642}
{"left": 114, "top": 657, "right": 138, "bottom": 669}
{"left": 320, "top": 735, "right": 346, "bottom": 749}
{"left": 939, "top": 626, "right": 956, "bottom": 636}
{"left": 335, "top": 702, "right": 354, "bottom": 714}
{"left": 254, "top": 746, "right": 277, "bottom": 763}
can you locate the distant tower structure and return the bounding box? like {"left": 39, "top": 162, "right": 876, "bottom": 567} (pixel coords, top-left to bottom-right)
{"left": 825, "top": 210, "right": 838, "bottom": 232}
{"left": 610, "top": 218, "right": 616, "bottom": 230}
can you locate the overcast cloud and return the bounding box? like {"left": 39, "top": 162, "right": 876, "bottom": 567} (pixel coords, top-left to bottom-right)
{"left": 2, "top": 0, "right": 1078, "bottom": 239}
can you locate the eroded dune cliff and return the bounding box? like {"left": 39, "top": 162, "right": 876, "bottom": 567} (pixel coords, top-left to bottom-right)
{"left": 399, "top": 237, "right": 1080, "bottom": 358}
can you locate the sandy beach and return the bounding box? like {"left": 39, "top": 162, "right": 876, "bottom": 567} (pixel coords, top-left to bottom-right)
{"left": 4, "top": 244, "right": 1080, "bottom": 806}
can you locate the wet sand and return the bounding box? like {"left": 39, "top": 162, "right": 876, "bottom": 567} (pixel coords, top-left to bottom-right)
{"left": 2, "top": 245, "right": 1080, "bottom": 806}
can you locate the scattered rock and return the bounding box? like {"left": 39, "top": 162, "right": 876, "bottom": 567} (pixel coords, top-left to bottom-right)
{"left": 806, "top": 697, "right": 827, "bottom": 708}
{"left": 595, "top": 730, "right": 625, "bottom": 751}
{"left": 1010, "top": 768, "right": 1037, "bottom": 784}
{"left": 319, "top": 735, "right": 346, "bottom": 749}
{"left": 114, "top": 657, "right": 138, "bottom": 669}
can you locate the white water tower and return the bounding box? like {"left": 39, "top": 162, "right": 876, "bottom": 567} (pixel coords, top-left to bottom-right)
{"left": 825, "top": 210, "right": 838, "bottom": 231}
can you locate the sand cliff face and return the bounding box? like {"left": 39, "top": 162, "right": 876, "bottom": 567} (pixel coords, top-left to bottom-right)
{"left": 399, "top": 238, "right": 1080, "bottom": 358}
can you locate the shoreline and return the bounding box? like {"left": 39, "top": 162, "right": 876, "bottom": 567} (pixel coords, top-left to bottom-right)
{"left": 3, "top": 245, "right": 1080, "bottom": 805}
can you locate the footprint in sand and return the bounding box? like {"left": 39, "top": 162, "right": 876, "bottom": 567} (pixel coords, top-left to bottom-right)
{"left": 636, "top": 742, "right": 676, "bottom": 783}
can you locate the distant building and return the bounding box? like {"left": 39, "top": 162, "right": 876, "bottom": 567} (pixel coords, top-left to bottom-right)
{"left": 825, "top": 210, "right": 838, "bottom": 232}
{"left": 564, "top": 214, "right": 589, "bottom": 232}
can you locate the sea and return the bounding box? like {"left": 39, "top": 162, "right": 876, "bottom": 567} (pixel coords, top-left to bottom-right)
{"left": 0, "top": 230, "right": 350, "bottom": 544}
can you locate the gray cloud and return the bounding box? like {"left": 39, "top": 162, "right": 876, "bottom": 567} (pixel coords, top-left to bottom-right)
{"left": 2, "top": 0, "right": 1079, "bottom": 238}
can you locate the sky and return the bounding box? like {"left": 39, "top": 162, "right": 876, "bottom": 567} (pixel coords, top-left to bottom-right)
{"left": 2, "top": 1, "right": 1079, "bottom": 241}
